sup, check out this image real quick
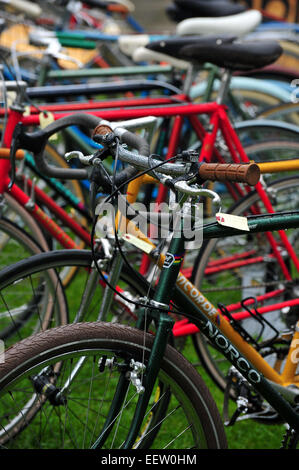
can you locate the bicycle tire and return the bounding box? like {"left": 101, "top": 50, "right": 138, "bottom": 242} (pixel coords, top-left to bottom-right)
{"left": 258, "top": 102, "right": 299, "bottom": 126}
{"left": 243, "top": 139, "right": 299, "bottom": 181}
{"left": 192, "top": 176, "right": 299, "bottom": 394}
{"left": 0, "top": 321, "right": 227, "bottom": 449}
{"left": 2, "top": 192, "right": 49, "bottom": 251}
{"left": 234, "top": 119, "right": 299, "bottom": 147}
{"left": 0, "top": 215, "right": 46, "bottom": 272}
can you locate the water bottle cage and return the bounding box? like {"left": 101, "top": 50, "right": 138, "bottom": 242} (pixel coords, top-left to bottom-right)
{"left": 218, "top": 297, "right": 279, "bottom": 351}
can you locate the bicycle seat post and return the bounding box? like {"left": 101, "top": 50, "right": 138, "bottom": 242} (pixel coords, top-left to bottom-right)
{"left": 4, "top": 80, "right": 28, "bottom": 113}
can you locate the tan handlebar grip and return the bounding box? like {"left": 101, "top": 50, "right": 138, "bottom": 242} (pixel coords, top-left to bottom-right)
{"left": 199, "top": 163, "right": 260, "bottom": 186}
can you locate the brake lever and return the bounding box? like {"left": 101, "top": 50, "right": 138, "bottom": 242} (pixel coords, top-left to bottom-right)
{"left": 175, "top": 181, "right": 221, "bottom": 203}
{"left": 65, "top": 143, "right": 113, "bottom": 166}
{"left": 65, "top": 150, "right": 94, "bottom": 165}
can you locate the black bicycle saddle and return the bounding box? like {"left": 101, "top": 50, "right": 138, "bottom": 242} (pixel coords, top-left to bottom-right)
{"left": 179, "top": 39, "right": 283, "bottom": 71}
{"left": 146, "top": 35, "right": 236, "bottom": 58}
{"left": 146, "top": 36, "right": 283, "bottom": 72}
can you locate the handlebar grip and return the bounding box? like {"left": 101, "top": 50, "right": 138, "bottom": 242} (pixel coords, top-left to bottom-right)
{"left": 199, "top": 163, "right": 260, "bottom": 186}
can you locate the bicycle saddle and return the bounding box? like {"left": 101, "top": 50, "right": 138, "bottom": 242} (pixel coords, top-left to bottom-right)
{"left": 146, "top": 35, "right": 235, "bottom": 60}
{"left": 179, "top": 39, "right": 283, "bottom": 71}
{"left": 166, "top": 0, "right": 246, "bottom": 22}
{"left": 145, "top": 36, "right": 283, "bottom": 72}
{"left": 120, "top": 10, "right": 261, "bottom": 59}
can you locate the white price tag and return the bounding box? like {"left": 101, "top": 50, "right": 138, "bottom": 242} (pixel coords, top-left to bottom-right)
{"left": 23, "top": 106, "right": 31, "bottom": 116}
{"left": 216, "top": 212, "right": 249, "bottom": 231}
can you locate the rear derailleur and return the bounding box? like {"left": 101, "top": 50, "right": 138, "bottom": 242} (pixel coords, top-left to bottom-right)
{"left": 281, "top": 425, "right": 299, "bottom": 449}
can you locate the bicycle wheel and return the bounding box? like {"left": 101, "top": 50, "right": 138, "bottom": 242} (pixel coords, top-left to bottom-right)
{"left": 0, "top": 246, "right": 186, "bottom": 448}
{"left": 234, "top": 120, "right": 299, "bottom": 149}
{"left": 190, "top": 75, "right": 289, "bottom": 120}
{"left": 0, "top": 246, "right": 155, "bottom": 346}
{"left": 192, "top": 176, "right": 299, "bottom": 393}
{"left": 0, "top": 322, "right": 227, "bottom": 449}
{"left": 243, "top": 139, "right": 299, "bottom": 181}
{"left": 258, "top": 102, "right": 299, "bottom": 126}
{"left": 227, "top": 88, "right": 283, "bottom": 120}
{"left": 2, "top": 193, "right": 49, "bottom": 251}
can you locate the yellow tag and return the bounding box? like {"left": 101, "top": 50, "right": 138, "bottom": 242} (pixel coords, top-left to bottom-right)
{"left": 122, "top": 233, "right": 153, "bottom": 254}
{"left": 39, "top": 112, "right": 58, "bottom": 142}
{"left": 216, "top": 212, "right": 249, "bottom": 231}
{"left": 6, "top": 91, "right": 16, "bottom": 107}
